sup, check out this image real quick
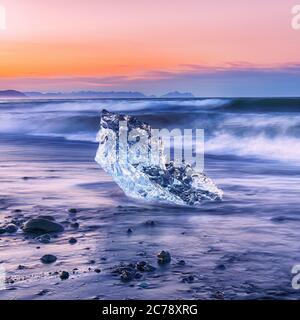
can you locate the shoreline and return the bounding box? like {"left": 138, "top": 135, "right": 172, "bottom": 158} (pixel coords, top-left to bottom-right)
{"left": 1, "top": 133, "right": 300, "bottom": 300}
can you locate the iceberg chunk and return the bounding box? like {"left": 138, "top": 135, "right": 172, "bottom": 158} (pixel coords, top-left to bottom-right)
{"left": 95, "top": 110, "right": 223, "bottom": 206}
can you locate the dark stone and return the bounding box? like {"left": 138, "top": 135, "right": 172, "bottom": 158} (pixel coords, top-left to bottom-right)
{"left": 5, "top": 223, "right": 18, "bottom": 233}
{"left": 23, "top": 218, "right": 64, "bottom": 234}
{"left": 69, "top": 237, "right": 77, "bottom": 245}
{"left": 70, "top": 222, "right": 79, "bottom": 229}
{"left": 68, "top": 208, "right": 77, "bottom": 214}
{"left": 143, "top": 264, "right": 156, "bottom": 272}
{"left": 212, "top": 290, "right": 224, "bottom": 300}
{"left": 120, "top": 270, "right": 135, "bottom": 282}
{"left": 182, "top": 275, "right": 194, "bottom": 283}
{"left": 94, "top": 268, "right": 101, "bottom": 273}
{"left": 127, "top": 228, "right": 133, "bottom": 234}
{"left": 17, "top": 265, "right": 26, "bottom": 270}
{"left": 157, "top": 250, "right": 171, "bottom": 264}
{"left": 216, "top": 264, "right": 226, "bottom": 271}
{"left": 41, "top": 254, "right": 57, "bottom": 264}
{"left": 136, "top": 261, "right": 147, "bottom": 271}
{"left": 145, "top": 220, "right": 156, "bottom": 227}
{"left": 60, "top": 271, "right": 69, "bottom": 280}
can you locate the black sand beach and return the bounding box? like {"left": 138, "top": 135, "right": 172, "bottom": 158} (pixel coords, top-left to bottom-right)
{"left": 1, "top": 129, "right": 300, "bottom": 299}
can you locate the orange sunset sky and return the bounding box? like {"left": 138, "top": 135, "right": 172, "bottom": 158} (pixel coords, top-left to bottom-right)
{"left": 0, "top": 0, "right": 300, "bottom": 95}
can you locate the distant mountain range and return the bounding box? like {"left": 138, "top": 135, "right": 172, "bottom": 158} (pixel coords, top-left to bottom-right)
{"left": 161, "top": 91, "right": 194, "bottom": 98}
{"left": 0, "top": 90, "right": 194, "bottom": 99}
{"left": 0, "top": 90, "right": 27, "bottom": 98}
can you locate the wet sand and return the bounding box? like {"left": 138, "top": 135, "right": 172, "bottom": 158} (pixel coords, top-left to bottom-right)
{"left": 1, "top": 134, "right": 300, "bottom": 300}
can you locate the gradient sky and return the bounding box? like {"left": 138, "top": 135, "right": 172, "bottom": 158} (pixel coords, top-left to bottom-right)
{"left": 0, "top": 0, "right": 300, "bottom": 96}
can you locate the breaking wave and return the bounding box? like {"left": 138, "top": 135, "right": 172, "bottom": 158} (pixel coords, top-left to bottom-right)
{"left": 1, "top": 97, "right": 300, "bottom": 163}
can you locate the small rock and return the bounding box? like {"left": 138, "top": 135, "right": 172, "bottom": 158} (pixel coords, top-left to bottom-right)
{"left": 13, "top": 209, "right": 22, "bottom": 213}
{"left": 127, "top": 228, "right": 133, "bottom": 234}
{"left": 145, "top": 220, "right": 156, "bottom": 227}
{"left": 70, "top": 222, "right": 79, "bottom": 229}
{"left": 23, "top": 218, "right": 64, "bottom": 234}
{"left": 136, "top": 261, "right": 156, "bottom": 272}
{"left": 182, "top": 275, "right": 194, "bottom": 283}
{"left": 136, "top": 261, "right": 147, "bottom": 271}
{"left": 216, "top": 264, "right": 226, "bottom": 271}
{"left": 68, "top": 208, "right": 77, "bottom": 214}
{"left": 94, "top": 268, "right": 101, "bottom": 273}
{"left": 212, "top": 290, "right": 224, "bottom": 300}
{"left": 120, "top": 270, "right": 135, "bottom": 282}
{"left": 144, "top": 264, "right": 156, "bottom": 272}
{"left": 5, "top": 223, "right": 18, "bottom": 233}
{"left": 17, "top": 265, "right": 26, "bottom": 270}
{"left": 69, "top": 237, "right": 77, "bottom": 245}
{"left": 60, "top": 271, "right": 69, "bottom": 280}
{"left": 157, "top": 250, "right": 171, "bottom": 264}
{"left": 41, "top": 254, "right": 57, "bottom": 264}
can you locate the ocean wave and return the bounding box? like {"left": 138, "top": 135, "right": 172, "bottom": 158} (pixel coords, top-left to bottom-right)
{"left": 1, "top": 98, "right": 300, "bottom": 163}
{"left": 206, "top": 133, "right": 300, "bottom": 163}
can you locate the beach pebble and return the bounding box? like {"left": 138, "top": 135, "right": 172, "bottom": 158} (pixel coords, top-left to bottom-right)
{"left": 69, "top": 237, "right": 77, "bottom": 245}
{"left": 157, "top": 250, "right": 171, "bottom": 264}
{"left": 136, "top": 261, "right": 147, "bottom": 271}
{"left": 68, "top": 208, "right": 77, "bottom": 214}
{"left": 23, "top": 218, "right": 64, "bottom": 234}
{"left": 5, "top": 223, "right": 18, "bottom": 233}
{"left": 60, "top": 271, "right": 69, "bottom": 280}
{"left": 17, "top": 265, "right": 27, "bottom": 270}
{"left": 94, "top": 268, "right": 101, "bottom": 273}
{"left": 41, "top": 254, "right": 57, "bottom": 264}
{"left": 127, "top": 228, "right": 133, "bottom": 234}
{"left": 144, "top": 264, "right": 156, "bottom": 272}
{"left": 70, "top": 222, "right": 79, "bottom": 229}
{"left": 120, "top": 270, "right": 135, "bottom": 282}
{"left": 145, "top": 220, "right": 156, "bottom": 227}
{"left": 212, "top": 290, "right": 224, "bottom": 300}
{"left": 216, "top": 264, "right": 226, "bottom": 271}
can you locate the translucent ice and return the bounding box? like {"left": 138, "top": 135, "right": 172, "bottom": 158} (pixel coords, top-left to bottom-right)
{"left": 95, "top": 110, "right": 223, "bottom": 206}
